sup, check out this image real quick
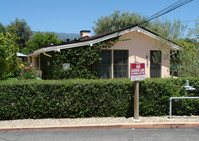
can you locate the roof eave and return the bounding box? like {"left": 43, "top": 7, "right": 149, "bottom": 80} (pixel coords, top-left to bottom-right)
{"left": 28, "top": 25, "right": 181, "bottom": 56}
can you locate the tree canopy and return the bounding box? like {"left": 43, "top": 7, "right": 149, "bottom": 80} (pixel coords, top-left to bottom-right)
{"left": 93, "top": 10, "right": 147, "bottom": 35}
{"left": 23, "top": 32, "right": 61, "bottom": 54}
{"left": 149, "top": 18, "right": 186, "bottom": 41}
{"left": 188, "top": 19, "right": 199, "bottom": 42}
{"left": 171, "top": 19, "right": 199, "bottom": 77}
{"left": 7, "top": 18, "right": 32, "bottom": 50}
{"left": 93, "top": 10, "right": 186, "bottom": 41}
{"left": 171, "top": 40, "right": 199, "bottom": 77}
{"left": 0, "top": 23, "right": 6, "bottom": 34}
{"left": 0, "top": 33, "right": 19, "bottom": 80}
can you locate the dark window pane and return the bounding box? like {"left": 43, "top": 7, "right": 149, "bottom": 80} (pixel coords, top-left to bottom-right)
{"left": 150, "top": 50, "right": 162, "bottom": 78}
{"left": 99, "top": 50, "right": 111, "bottom": 64}
{"left": 97, "top": 50, "right": 112, "bottom": 79}
{"left": 114, "top": 50, "right": 128, "bottom": 78}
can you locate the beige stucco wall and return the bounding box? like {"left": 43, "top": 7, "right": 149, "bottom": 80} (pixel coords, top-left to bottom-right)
{"left": 109, "top": 30, "right": 170, "bottom": 78}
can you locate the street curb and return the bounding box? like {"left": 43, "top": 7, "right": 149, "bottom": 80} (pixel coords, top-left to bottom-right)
{"left": 0, "top": 122, "right": 199, "bottom": 132}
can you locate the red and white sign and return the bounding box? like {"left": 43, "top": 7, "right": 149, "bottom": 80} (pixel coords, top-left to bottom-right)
{"left": 130, "top": 63, "right": 145, "bottom": 81}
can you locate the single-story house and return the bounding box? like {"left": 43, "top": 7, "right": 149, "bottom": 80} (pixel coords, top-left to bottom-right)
{"left": 27, "top": 25, "right": 180, "bottom": 79}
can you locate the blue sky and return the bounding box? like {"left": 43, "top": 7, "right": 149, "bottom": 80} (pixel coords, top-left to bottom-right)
{"left": 1, "top": 0, "right": 198, "bottom": 34}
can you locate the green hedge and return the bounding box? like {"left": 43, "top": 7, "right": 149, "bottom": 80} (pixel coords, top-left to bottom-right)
{"left": 0, "top": 78, "right": 199, "bottom": 120}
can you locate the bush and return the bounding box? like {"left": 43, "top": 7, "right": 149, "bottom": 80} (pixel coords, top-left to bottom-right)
{"left": 0, "top": 78, "right": 199, "bottom": 120}
{"left": 0, "top": 33, "right": 19, "bottom": 80}
{"left": 17, "top": 63, "right": 41, "bottom": 80}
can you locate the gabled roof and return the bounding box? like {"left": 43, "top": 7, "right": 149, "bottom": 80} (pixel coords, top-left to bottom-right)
{"left": 27, "top": 25, "right": 180, "bottom": 56}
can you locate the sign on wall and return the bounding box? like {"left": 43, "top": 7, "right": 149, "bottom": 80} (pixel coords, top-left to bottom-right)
{"left": 130, "top": 63, "right": 145, "bottom": 81}
{"left": 62, "top": 63, "right": 70, "bottom": 70}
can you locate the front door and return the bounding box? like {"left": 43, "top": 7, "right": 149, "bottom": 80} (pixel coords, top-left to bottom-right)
{"left": 150, "top": 50, "right": 162, "bottom": 78}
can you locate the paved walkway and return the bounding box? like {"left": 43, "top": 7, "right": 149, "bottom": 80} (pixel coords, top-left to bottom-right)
{"left": 0, "top": 116, "right": 199, "bottom": 132}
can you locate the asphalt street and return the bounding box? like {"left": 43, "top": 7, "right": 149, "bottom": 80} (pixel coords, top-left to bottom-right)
{"left": 0, "top": 128, "right": 199, "bottom": 141}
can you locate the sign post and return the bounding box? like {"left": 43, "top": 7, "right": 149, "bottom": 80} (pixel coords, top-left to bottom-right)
{"left": 130, "top": 63, "right": 145, "bottom": 119}
{"left": 134, "top": 81, "right": 139, "bottom": 119}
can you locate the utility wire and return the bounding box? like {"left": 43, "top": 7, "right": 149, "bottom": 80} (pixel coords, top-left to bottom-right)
{"left": 140, "top": 0, "right": 193, "bottom": 24}
{"left": 142, "top": 0, "right": 193, "bottom": 23}
{"left": 144, "top": 0, "right": 184, "bottom": 21}
{"left": 138, "top": 0, "right": 193, "bottom": 25}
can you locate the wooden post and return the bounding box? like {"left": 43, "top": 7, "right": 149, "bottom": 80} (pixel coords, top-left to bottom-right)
{"left": 134, "top": 81, "right": 139, "bottom": 119}
{"left": 32, "top": 56, "right": 34, "bottom": 68}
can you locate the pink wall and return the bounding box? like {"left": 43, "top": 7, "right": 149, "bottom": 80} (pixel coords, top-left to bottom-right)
{"left": 108, "top": 30, "right": 170, "bottom": 78}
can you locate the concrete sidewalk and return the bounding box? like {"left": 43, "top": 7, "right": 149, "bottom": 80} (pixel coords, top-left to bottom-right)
{"left": 0, "top": 116, "right": 199, "bottom": 132}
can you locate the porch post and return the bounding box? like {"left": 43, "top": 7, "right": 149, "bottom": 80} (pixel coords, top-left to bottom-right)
{"left": 28, "top": 56, "right": 30, "bottom": 64}
{"left": 32, "top": 56, "right": 35, "bottom": 68}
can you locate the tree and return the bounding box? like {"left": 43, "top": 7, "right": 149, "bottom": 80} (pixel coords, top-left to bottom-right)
{"left": 184, "top": 38, "right": 199, "bottom": 50}
{"left": 189, "top": 18, "right": 199, "bottom": 39}
{"left": 7, "top": 18, "right": 32, "bottom": 50}
{"left": 171, "top": 40, "right": 199, "bottom": 77}
{"left": 93, "top": 10, "right": 186, "bottom": 41}
{"left": 23, "top": 32, "right": 61, "bottom": 54}
{"left": 0, "top": 23, "right": 6, "bottom": 34}
{"left": 169, "top": 19, "right": 199, "bottom": 77}
{"left": 93, "top": 10, "right": 148, "bottom": 35}
{"left": 188, "top": 18, "right": 199, "bottom": 48}
{"left": 149, "top": 18, "right": 186, "bottom": 41}
{"left": 0, "top": 33, "right": 19, "bottom": 80}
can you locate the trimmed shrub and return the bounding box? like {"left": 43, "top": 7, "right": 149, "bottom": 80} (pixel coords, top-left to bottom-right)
{"left": 0, "top": 78, "right": 199, "bottom": 120}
